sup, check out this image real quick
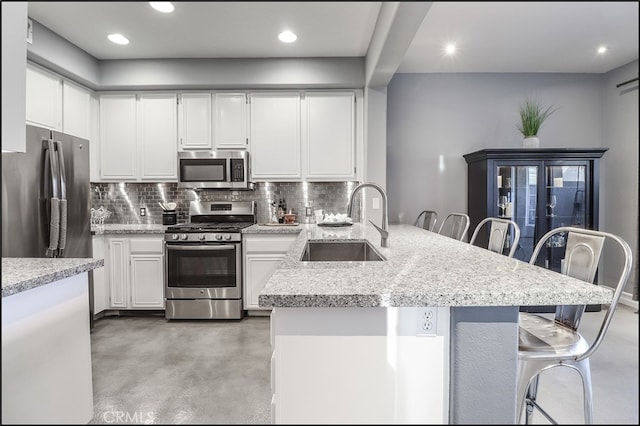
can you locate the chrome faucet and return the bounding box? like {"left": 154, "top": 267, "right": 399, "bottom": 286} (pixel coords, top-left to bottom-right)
{"left": 347, "top": 182, "right": 389, "bottom": 248}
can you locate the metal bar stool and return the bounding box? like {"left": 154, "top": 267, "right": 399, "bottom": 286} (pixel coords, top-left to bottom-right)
{"left": 437, "top": 213, "right": 470, "bottom": 241}
{"left": 469, "top": 217, "right": 521, "bottom": 257}
{"left": 517, "top": 226, "right": 633, "bottom": 424}
{"left": 414, "top": 210, "right": 438, "bottom": 231}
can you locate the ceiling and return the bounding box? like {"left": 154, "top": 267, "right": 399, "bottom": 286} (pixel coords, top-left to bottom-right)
{"left": 28, "top": 1, "right": 639, "bottom": 74}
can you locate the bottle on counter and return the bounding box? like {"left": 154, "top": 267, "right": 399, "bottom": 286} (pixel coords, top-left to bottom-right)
{"left": 277, "top": 198, "right": 285, "bottom": 223}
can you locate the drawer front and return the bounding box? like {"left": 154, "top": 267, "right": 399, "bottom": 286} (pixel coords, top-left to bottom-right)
{"left": 129, "top": 238, "right": 163, "bottom": 253}
{"left": 245, "top": 235, "right": 297, "bottom": 253}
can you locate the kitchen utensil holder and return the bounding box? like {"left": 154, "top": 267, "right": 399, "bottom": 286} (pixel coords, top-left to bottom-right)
{"left": 162, "top": 211, "right": 177, "bottom": 225}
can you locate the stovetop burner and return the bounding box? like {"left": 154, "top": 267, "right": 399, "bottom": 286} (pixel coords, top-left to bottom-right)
{"left": 165, "top": 201, "right": 255, "bottom": 243}
{"left": 166, "top": 222, "right": 254, "bottom": 233}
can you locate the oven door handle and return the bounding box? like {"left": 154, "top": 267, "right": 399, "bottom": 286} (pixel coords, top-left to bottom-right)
{"left": 165, "top": 244, "right": 236, "bottom": 251}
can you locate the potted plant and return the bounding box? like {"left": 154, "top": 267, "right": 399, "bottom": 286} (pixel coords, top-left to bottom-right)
{"left": 517, "top": 99, "right": 557, "bottom": 148}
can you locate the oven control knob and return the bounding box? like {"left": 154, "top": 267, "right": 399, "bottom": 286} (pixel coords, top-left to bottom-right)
{"left": 171, "top": 234, "right": 179, "bottom": 240}
{"left": 223, "top": 234, "right": 232, "bottom": 241}
{"left": 180, "top": 234, "right": 188, "bottom": 240}
{"left": 215, "top": 234, "right": 223, "bottom": 241}
{"left": 198, "top": 234, "right": 206, "bottom": 241}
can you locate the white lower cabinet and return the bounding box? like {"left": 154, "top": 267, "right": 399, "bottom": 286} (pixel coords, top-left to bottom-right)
{"left": 92, "top": 235, "right": 108, "bottom": 315}
{"left": 106, "top": 235, "right": 165, "bottom": 310}
{"left": 243, "top": 234, "right": 297, "bottom": 311}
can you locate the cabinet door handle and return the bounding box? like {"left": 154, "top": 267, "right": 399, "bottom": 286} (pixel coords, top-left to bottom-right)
{"left": 165, "top": 244, "right": 236, "bottom": 251}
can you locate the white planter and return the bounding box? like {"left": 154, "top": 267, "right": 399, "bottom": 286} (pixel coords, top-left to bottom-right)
{"left": 523, "top": 136, "right": 540, "bottom": 148}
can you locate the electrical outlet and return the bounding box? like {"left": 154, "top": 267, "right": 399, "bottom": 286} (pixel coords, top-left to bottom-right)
{"left": 305, "top": 207, "right": 313, "bottom": 217}
{"left": 372, "top": 197, "right": 380, "bottom": 209}
{"left": 416, "top": 307, "right": 438, "bottom": 337}
{"left": 140, "top": 207, "right": 146, "bottom": 216}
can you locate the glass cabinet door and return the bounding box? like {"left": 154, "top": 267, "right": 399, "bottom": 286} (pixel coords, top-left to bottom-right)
{"left": 536, "top": 163, "right": 589, "bottom": 271}
{"left": 496, "top": 165, "right": 539, "bottom": 262}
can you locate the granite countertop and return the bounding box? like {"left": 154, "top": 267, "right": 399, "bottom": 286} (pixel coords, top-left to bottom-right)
{"left": 243, "top": 224, "right": 304, "bottom": 234}
{"left": 92, "top": 224, "right": 167, "bottom": 235}
{"left": 2, "top": 257, "right": 105, "bottom": 298}
{"left": 258, "top": 223, "right": 614, "bottom": 308}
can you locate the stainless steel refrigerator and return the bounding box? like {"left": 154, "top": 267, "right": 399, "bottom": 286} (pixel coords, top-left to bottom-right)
{"left": 2, "top": 125, "right": 93, "bottom": 321}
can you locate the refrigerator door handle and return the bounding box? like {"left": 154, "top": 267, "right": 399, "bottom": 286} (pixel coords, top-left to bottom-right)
{"left": 55, "top": 140, "right": 68, "bottom": 257}
{"left": 45, "top": 139, "right": 61, "bottom": 257}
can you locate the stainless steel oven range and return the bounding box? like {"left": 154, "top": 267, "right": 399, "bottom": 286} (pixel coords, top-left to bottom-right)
{"left": 164, "top": 201, "right": 256, "bottom": 319}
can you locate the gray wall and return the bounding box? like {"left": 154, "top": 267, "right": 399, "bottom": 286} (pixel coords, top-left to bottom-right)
{"left": 602, "top": 61, "right": 639, "bottom": 298}
{"left": 99, "top": 57, "right": 365, "bottom": 90}
{"left": 27, "top": 19, "right": 100, "bottom": 89}
{"left": 363, "top": 86, "right": 388, "bottom": 225}
{"left": 449, "top": 306, "right": 519, "bottom": 424}
{"left": 387, "top": 69, "right": 640, "bottom": 301}
{"left": 27, "top": 19, "right": 364, "bottom": 91}
{"left": 387, "top": 73, "right": 604, "bottom": 228}
{"left": 1, "top": 2, "right": 28, "bottom": 153}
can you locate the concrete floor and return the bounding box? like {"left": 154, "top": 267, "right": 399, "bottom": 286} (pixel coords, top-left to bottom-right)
{"left": 89, "top": 305, "right": 638, "bottom": 424}
{"left": 90, "top": 315, "right": 272, "bottom": 424}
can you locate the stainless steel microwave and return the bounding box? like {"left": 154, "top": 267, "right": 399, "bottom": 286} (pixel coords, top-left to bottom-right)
{"left": 178, "top": 151, "right": 251, "bottom": 190}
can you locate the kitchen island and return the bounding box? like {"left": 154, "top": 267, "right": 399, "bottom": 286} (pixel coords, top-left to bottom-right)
{"left": 2, "top": 257, "right": 104, "bottom": 424}
{"left": 259, "top": 224, "right": 613, "bottom": 424}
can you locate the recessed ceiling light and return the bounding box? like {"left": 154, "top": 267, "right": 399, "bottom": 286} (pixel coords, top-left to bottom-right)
{"left": 597, "top": 45, "right": 607, "bottom": 55}
{"left": 278, "top": 31, "right": 297, "bottom": 43}
{"left": 107, "top": 33, "right": 130, "bottom": 45}
{"left": 149, "top": 2, "right": 174, "bottom": 13}
{"left": 445, "top": 43, "right": 456, "bottom": 55}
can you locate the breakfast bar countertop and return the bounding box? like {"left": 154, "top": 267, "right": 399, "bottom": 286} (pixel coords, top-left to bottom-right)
{"left": 1, "top": 257, "right": 104, "bottom": 298}
{"left": 259, "top": 223, "right": 614, "bottom": 308}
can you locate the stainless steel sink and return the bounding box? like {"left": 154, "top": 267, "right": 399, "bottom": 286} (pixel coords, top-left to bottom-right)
{"left": 300, "top": 240, "right": 385, "bottom": 262}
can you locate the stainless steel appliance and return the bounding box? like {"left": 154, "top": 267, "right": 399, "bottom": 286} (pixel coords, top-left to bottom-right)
{"left": 164, "top": 201, "right": 256, "bottom": 319}
{"left": 2, "top": 125, "right": 93, "bottom": 319}
{"left": 178, "top": 150, "right": 252, "bottom": 190}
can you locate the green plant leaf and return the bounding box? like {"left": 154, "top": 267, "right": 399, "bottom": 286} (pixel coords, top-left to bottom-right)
{"left": 517, "top": 99, "right": 557, "bottom": 137}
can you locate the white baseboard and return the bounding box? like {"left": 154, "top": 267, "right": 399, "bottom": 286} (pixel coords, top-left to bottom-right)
{"left": 619, "top": 291, "right": 639, "bottom": 311}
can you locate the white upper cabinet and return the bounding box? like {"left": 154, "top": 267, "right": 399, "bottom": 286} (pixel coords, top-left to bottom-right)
{"left": 250, "top": 92, "right": 301, "bottom": 180}
{"left": 99, "top": 93, "right": 177, "bottom": 181}
{"left": 89, "top": 93, "right": 100, "bottom": 182}
{"left": 62, "top": 80, "right": 91, "bottom": 139}
{"left": 138, "top": 93, "right": 178, "bottom": 180}
{"left": 178, "top": 92, "right": 212, "bottom": 150}
{"left": 214, "top": 93, "right": 248, "bottom": 150}
{"left": 99, "top": 93, "right": 137, "bottom": 180}
{"left": 26, "top": 63, "right": 62, "bottom": 131}
{"left": 26, "top": 63, "right": 92, "bottom": 140}
{"left": 303, "top": 92, "right": 355, "bottom": 180}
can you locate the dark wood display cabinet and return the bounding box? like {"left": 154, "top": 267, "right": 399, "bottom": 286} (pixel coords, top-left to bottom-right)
{"left": 463, "top": 148, "right": 608, "bottom": 313}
